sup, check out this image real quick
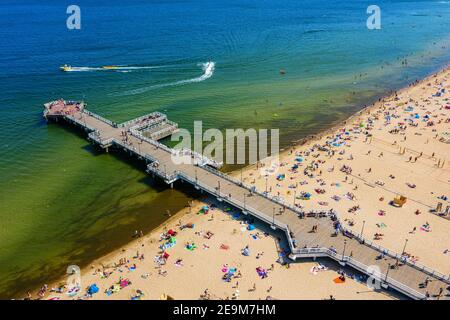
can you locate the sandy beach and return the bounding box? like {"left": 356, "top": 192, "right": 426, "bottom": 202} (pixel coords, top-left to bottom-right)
{"left": 29, "top": 66, "right": 449, "bottom": 301}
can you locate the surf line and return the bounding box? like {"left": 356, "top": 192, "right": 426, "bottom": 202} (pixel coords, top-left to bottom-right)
{"left": 118, "top": 61, "right": 215, "bottom": 96}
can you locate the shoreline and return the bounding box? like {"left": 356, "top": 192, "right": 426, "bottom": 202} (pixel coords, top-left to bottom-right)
{"left": 22, "top": 63, "right": 450, "bottom": 300}
{"left": 232, "top": 63, "right": 450, "bottom": 176}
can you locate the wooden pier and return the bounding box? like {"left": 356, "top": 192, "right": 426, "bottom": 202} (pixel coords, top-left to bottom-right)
{"left": 44, "top": 99, "right": 449, "bottom": 300}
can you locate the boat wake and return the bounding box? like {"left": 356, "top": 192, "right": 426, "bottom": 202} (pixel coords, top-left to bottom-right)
{"left": 118, "top": 61, "right": 215, "bottom": 96}
{"left": 64, "top": 67, "right": 104, "bottom": 72}
{"left": 63, "top": 65, "right": 163, "bottom": 72}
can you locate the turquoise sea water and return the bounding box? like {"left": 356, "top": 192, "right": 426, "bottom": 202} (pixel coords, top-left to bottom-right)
{"left": 1, "top": 0, "right": 450, "bottom": 298}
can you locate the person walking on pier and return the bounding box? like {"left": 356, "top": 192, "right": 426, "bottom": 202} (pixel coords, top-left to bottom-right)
{"left": 423, "top": 276, "right": 430, "bottom": 288}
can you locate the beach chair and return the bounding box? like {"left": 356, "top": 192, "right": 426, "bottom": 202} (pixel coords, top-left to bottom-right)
{"left": 392, "top": 195, "right": 407, "bottom": 207}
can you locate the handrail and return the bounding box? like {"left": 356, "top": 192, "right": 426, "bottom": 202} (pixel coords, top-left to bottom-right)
{"left": 119, "top": 112, "right": 166, "bottom": 129}
{"left": 337, "top": 222, "right": 450, "bottom": 283}
{"left": 83, "top": 110, "right": 117, "bottom": 127}
{"left": 177, "top": 170, "right": 431, "bottom": 292}
{"left": 88, "top": 131, "right": 114, "bottom": 146}
{"left": 66, "top": 115, "right": 96, "bottom": 132}
{"left": 200, "top": 164, "right": 310, "bottom": 216}
{"left": 129, "top": 128, "right": 175, "bottom": 154}
{"left": 292, "top": 246, "right": 427, "bottom": 299}
{"left": 176, "top": 171, "right": 289, "bottom": 230}
{"left": 173, "top": 148, "right": 222, "bottom": 168}
{"left": 149, "top": 122, "right": 179, "bottom": 140}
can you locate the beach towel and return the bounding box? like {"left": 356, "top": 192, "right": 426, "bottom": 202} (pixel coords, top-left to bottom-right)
{"left": 106, "top": 284, "right": 121, "bottom": 296}
{"left": 154, "top": 255, "right": 166, "bottom": 266}
{"left": 197, "top": 208, "right": 209, "bottom": 215}
{"left": 256, "top": 267, "right": 268, "bottom": 279}
{"left": 66, "top": 286, "right": 80, "bottom": 297}
{"left": 331, "top": 195, "right": 341, "bottom": 202}
{"left": 160, "top": 240, "right": 176, "bottom": 250}
{"left": 333, "top": 277, "right": 345, "bottom": 284}
{"left": 185, "top": 243, "right": 197, "bottom": 251}
{"left": 87, "top": 284, "right": 99, "bottom": 295}
{"left": 120, "top": 279, "right": 132, "bottom": 288}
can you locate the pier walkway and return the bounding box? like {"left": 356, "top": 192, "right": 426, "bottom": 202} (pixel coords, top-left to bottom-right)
{"left": 44, "top": 100, "right": 449, "bottom": 300}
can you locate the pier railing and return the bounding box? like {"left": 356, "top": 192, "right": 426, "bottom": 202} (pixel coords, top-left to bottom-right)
{"left": 172, "top": 148, "right": 223, "bottom": 168}
{"left": 118, "top": 112, "right": 166, "bottom": 129}
{"left": 83, "top": 110, "right": 117, "bottom": 127}
{"left": 87, "top": 131, "right": 114, "bottom": 147}
{"left": 66, "top": 114, "right": 97, "bottom": 132}
{"left": 196, "top": 163, "right": 450, "bottom": 286}
{"left": 200, "top": 164, "right": 305, "bottom": 215}
{"left": 176, "top": 171, "right": 288, "bottom": 228}
{"left": 147, "top": 120, "right": 179, "bottom": 140}
{"left": 336, "top": 219, "right": 450, "bottom": 283}
{"left": 291, "top": 246, "right": 427, "bottom": 300}
{"left": 202, "top": 159, "right": 450, "bottom": 284}
{"left": 146, "top": 164, "right": 179, "bottom": 184}
{"left": 129, "top": 128, "right": 175, "bottom": 154}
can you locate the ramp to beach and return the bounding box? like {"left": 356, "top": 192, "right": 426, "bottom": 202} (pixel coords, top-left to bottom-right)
{"left": 44, "top": 100, "right": 449, "bottom": 300}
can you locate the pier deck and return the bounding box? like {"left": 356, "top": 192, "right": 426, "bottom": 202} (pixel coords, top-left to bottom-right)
{"left": 44, "top": 100, "right": 449, "bottom": 300}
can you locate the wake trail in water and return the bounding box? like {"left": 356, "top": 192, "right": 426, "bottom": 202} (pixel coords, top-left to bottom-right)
{"left": 118, "top": 61, "right": 215, "bottom": 96}
{"left": 64, "top": 65, "right": 164, "bottom": 72}
{"left": 65, "top": 67, "right": 103, "bottom": 72}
